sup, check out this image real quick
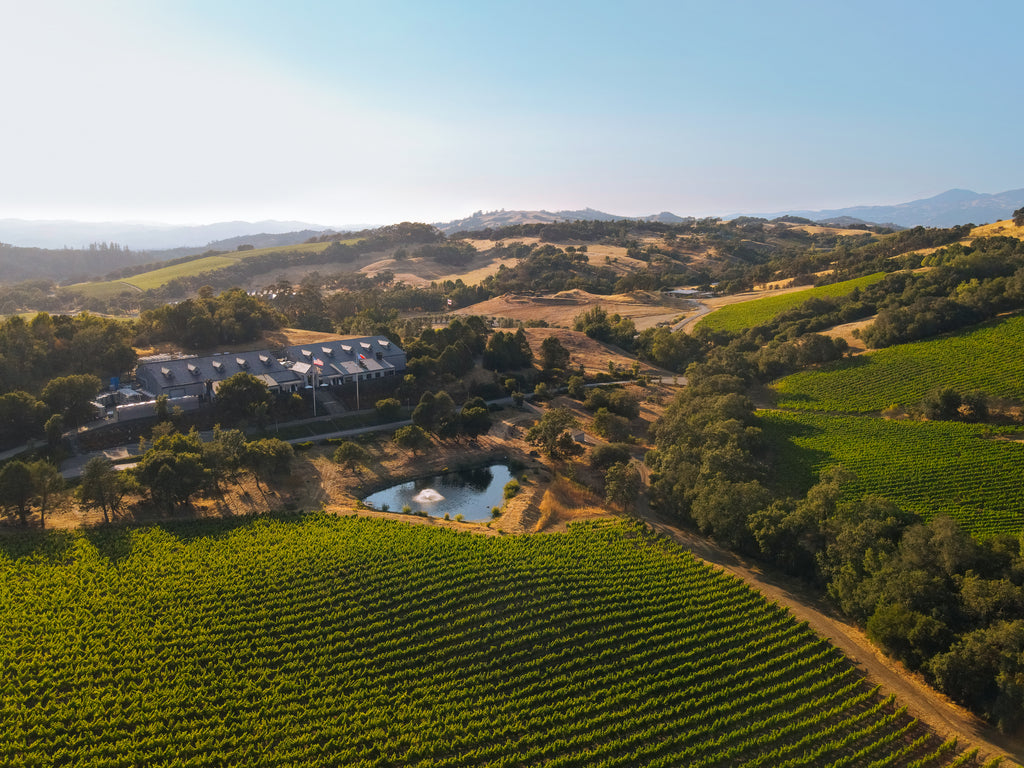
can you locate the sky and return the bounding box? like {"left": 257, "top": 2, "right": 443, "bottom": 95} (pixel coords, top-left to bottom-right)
{"left": 1, "top": 0, "right": 1022, "bottom": 227}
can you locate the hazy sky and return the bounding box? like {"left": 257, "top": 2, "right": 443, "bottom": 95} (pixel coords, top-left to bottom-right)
{"left": 2, "top": 0, "right": 1022, "bottom": 226}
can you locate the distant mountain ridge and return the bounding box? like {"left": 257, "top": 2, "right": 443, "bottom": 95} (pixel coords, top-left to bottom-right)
{"left": 0, "top": 219, "right": 341, "bottom": 250}
{"left": 741, "top": 188, "right": 1024, "bottom": 228}
{"left": 435, "top": 208, "right": 690, "bottom": 233}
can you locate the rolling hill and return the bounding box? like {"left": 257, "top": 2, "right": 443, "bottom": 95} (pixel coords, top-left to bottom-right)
{"left": 436, "top": 208, "right": 691, "bottom": 233}
{"left": 742, "top": 187, "right": 1024, "bottom": 229}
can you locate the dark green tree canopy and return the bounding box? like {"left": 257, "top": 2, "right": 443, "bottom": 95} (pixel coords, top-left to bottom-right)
{"left": 40, "top": 374, "right": 102, "bottom": 426}
{"left": 482, "top": 328, "right": 533, "bottom": 371}
{"left": 78, "top": 456, "right": 127, "bottom": 524}
{"left": 134, "top": 430, "right": 211, "bottom": 513}
{"left": 214, "top": 372, "right": 273, "bottom": 424}
{"left": 539, "top": 335, "right": 570, "bottom": 371}
{"left": 0, "top": 460, "right": 35, "bottom": 526}
{"left": 526, "top": 407, "right": 582, "bottom": 459}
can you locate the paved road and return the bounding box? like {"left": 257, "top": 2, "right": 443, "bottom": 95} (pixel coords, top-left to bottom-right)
{"left": 672, "top": 300, "right": 712, "bottom": 332}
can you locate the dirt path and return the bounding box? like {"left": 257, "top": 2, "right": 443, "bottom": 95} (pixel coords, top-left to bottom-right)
{"left": 645, "top": 516, "right": 1024, "bottom": 766}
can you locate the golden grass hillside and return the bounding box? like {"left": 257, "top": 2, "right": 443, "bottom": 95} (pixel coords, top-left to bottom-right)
{"left": 534, "top": 476, "right": 610, "bottom": 532}
{"left": 971, "top": 218, "right": 1024, "bottom": 239}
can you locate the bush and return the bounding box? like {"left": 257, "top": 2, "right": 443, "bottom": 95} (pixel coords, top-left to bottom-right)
{"left": 375, "top": 397, "right": 402, "bottom": 421}
{"left": 393, "top": 424, "right": 429, "bottom": 451}
{"left": 503, "top": 479, "right": 520, "bottom": 499}
{"left": 592, "top": 408, "right": 631, "bottom": 442}
{"left": 590, "top": 443, "right": 633, "bottom": 472}
{"left": 333, "top": 441, "right": 370, "bottom": 467}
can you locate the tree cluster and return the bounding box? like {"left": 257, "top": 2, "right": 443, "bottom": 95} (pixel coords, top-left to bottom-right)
{"left": 135, "top": 288, "right": 284, "bottom": 350}
{"left": 129, "top": 426, "right": 294, "bottom": 515}
{"left": 482, "top": 328, "right": 533, "bottom": 371}
{"left": 410, "top": 392, "right": 492, "bottom": 439}
{"left": 404, "top": 317, "right": 490, "bottom": 382}
{"left": 525, "top": 407, "right": 583, "bottom": 460}
{"left": 648, "top": 364, "right": 1024, "bottom": 733}
{"left": 572, "top": 306, "right": 637, "bottom": 350}
{"left": 0, "top": 459, "right": 63, "bottom": 528}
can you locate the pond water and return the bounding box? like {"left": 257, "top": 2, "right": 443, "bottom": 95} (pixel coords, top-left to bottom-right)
{"left": 363, "top": 464, "right": 515, "bottom": 522}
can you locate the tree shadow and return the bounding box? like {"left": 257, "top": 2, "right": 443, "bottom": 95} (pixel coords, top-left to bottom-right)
{"left": 760, "top": 416, "right": 831, "bottom": 498}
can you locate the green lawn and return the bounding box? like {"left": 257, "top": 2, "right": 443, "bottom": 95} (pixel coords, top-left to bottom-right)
{"left": 761, "top": 409, "right": 1024, "bottom": 538}
{"left": 698, "top": 272, "right": 887, "bottom": 333}
{"left": 773, "top": 315, "right": 1024, "bottom": 412}
{"left": 0, "top": 516, "right": 966, "bottom": 766}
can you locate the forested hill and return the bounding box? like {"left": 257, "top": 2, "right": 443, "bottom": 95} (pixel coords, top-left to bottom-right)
{"left": 0, "top": 231, "right": 326, "bottom": 285}
{"left": 0, "top": 242, "right": 156, "bottom": 285}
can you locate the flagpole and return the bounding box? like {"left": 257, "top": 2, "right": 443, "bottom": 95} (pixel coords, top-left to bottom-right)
{"left": 313, "top": 364, "right": 318, "bottom": 417}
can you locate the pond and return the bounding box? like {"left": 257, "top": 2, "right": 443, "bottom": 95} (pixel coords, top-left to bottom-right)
{"left": 363, "top": 464, "right": 516, "bottom": 522}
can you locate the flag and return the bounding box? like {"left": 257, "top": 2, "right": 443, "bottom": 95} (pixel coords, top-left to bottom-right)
{"left": 359, "top": 353, "right": 366, "bottom": 360}
{"left": 314, "top": 358, "right": 324, "bottom": 367}
{"left": 447, "top": 298, "right": 452, "bottom": 306}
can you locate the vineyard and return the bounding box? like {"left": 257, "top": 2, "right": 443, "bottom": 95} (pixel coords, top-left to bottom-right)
{"left": 0, "top": 516, "right": 979, "bottom": 767}
{"left": 761, "top": 410, "right": 1024, "bottom": 537}
{"left": 773, "top": 315, "right": 1024, "bottom": 412}
{"left": 697, "top": 273, "right": 887, "bottom": 334}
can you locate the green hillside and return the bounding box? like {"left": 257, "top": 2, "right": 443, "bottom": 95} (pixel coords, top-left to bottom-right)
{"left": 62, "top": 280, "right": 139, "bottom": 299}
{"left": 761, "top": 410, "right": 1024, "bottom": 537}
{"left": 0, "top": 516, "right": 968, "bottom": 767}
{"left": 67, "top": 240, "right": 342, "bottom": 295}
{"left": 698, "top": 272, "right": 887, "bottom": 333}
{"left": 124, "top": 255, "right": 243, "bottom": 290}
{"left": 774, "top": 315, "right": 1024, "bottom": 412}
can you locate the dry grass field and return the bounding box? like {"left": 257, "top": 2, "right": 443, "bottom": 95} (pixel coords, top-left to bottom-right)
{"left": 455, "top": 288, "right": 686, "bottom": 329}
{"left": 133, "top": 327, "right": 349, "bottom": 358}
{"left": 520, "top": 327, "right": 674, "bottom": 377}
{"left": 792, "top": 224, "right": 875, "bottom": 236}
{"left": 971, "top": 218, "right": 1024, "bottom": 239}
{"left": 888, "top": 219, "right": 1023, "bottom": 263}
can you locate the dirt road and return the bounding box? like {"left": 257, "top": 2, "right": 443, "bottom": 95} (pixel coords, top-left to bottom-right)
{"left": 646, "top": 517, "right": 1024, "bottom": 766}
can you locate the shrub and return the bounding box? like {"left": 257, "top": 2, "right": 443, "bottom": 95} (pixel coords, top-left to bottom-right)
{"left": 504, "top": 479, "right": 520, "bottom": 499}
{"left": 333, "top": 441, "right": 370, "bottom": 467}
{"left": 590, "top": 443, "right": 633, "bottom": 472}
{"left": 375, "top": 397, "right": 403, "bottom": 421}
